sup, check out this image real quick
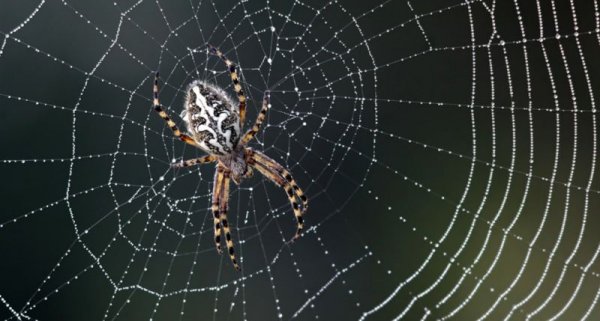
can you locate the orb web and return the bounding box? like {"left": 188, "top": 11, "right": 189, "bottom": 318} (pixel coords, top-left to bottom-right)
{"left": 0, "top": 0, "right": 599, "bottom": 320}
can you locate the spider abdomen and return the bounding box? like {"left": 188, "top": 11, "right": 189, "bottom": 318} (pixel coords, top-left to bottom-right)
{"left": 152, "top": 46, "right": 307, "bottom": 271}
{"left": 182, "top": 80, "right": 241, "bottom": 155}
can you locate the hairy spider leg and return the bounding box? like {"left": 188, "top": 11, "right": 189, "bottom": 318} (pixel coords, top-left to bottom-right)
{"left": 251, "top": 161, "right": 304, "bottom": 240}
{"left": 212, "top": 167, "right": 225, "bottom": 254}
{"left": 240, "top": 92, "right": 270, "bottom": 146}
{"left": 153, "top": 72, "right": 198, "bottom": 146}
{"left": 219, "top": 169, "right": 241, "bottom": 270}
{"left": 207, "top": 44, "right": 247, "bottom": 127}
{"left": 171, "top": 155, "right": 216, "bottom": 168}
{"left": 249, "top": 151, "right": 307, "bottom": 240}
{"left": 251, "top": 150, "right": 308, "bottom": 212}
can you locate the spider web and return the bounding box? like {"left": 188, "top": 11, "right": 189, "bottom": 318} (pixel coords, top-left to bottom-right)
{"left": 1, "top": 0, "right": 599, "bottom": 320}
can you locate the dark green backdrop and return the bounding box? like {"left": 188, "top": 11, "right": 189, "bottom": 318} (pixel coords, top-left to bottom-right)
{"left": 1, "top": 0, "right": 599, "bottom": 320}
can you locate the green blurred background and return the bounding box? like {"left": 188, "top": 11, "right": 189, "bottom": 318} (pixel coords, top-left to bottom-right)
{"left": 1, "top": 0, "right": 599, "bottom": 320}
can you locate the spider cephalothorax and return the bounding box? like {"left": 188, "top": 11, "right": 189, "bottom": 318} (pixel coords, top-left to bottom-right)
{"left": 152, "top": 44, "right": 308, "bottom": 270}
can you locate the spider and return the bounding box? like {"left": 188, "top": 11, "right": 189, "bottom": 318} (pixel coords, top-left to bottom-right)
{"left": 152, "top": 44, "right": 308, "bottom": 271}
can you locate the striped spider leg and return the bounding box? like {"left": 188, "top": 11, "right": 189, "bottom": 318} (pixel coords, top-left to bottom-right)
{"left": 247, "top": 149, "right": 308, "bottom": 240}
{"left": 151, "top": 44, "right": 308, "bottom": 271}
{"left": 211, "top": 165, "right": 241, "bottom": 270}
{"left": 152, "top": 72, "right": 200, "bottom": 147}
{"left": 219, "top": 168, "right": 240, "bottom": 270}
{"left": 207, "top": 44, "right": 247, "bottom": 126}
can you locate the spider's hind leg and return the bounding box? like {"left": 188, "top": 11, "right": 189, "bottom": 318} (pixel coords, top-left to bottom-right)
{"left": 171, "top": 155, "right": 216, "bottom": 168}
{"left": 240, "top": 92, "right": 270, "bottom": 146}
{"left": 207, "top": 44, "right": 247, "bottom": 127}
{"left": 153, "top": 72, "right": 198, "bottom": 147}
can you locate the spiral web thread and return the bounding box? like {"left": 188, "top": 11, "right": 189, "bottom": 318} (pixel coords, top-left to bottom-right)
{"left": 0, "top": 0, "right": 599, "bottom": 320}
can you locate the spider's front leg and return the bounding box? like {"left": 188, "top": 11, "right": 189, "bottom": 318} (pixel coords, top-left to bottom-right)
{"left": 219, "top": 169, "right": 241, "bottom": 270}
{"left": 211, "top": 166, "right": 225, "bottom": 255}
{"left": 248, "top": 150, "right": 308, "bottom": 240}
{"left": 244, "top": 165, "right": 253, "bottom": 178}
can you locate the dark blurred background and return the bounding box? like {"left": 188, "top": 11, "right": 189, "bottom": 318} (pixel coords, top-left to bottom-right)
{"left": 1, "top": 0, "right": 599, "bottom": 320}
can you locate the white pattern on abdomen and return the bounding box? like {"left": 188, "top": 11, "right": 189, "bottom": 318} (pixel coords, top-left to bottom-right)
{"left": 185, "top": 85, "right": 240, "bottom": 155}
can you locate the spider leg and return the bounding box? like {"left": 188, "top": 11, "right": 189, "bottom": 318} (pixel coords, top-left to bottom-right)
{"left": 153, "top": 72, "right": 198, "bottom": 146}
{"left": 249, "top": 150, "right": 307, "bottom": 240}
{"left": 220, "top": 169, "right": 241, "bottom": 270}
{"left": 212, "top": 166, "right": 225, "bottom": 254}
{"left": 207, "top": 44, "right": 247, "bottom": 127}
{"left": 171, "top": 155, "right": 216, "bottom": 168}
{"left": 251, "top": 150, "right": 308, "bottom": 212}
{"left": 240, "top": 92, "right": 270, "bottom": 146}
